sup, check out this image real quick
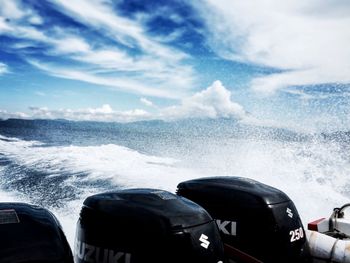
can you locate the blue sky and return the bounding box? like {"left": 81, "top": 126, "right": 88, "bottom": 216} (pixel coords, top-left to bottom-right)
{"left": 0, "top": 0, "right": 349, "bottom": 131}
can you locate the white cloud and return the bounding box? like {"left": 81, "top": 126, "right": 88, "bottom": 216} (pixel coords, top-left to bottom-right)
{"left": 194, "top": 0, "right": 350, "bottom": 93}
{"left": 0, "top": 109, "right": 28, "bottom": 119}
{"left": 160, "top": 80, "right": 247, "bottom": 120}
{"left": 89, "top": 104, "right": 113, "bottom": 114}
{"left": 0, "top": 14, "right": 90, "bottom": 54}
{"left": 43, "top": 0, "right": 195, "bottom": 95}
{"left": 28, "top": 15, "right": 43, "bottom": 25}
{"left": 67, "top": 48, "right": 195, "bottom": 91}
{"left": 0, "top": 16, "right": 47, "bottom": 41}
{"left": 0, "top": 17, "right": 11, "bottom": 32}
{"left": 283, "top": 88, "right": 350, "bottom": 101}
{"left": 28, "top": 60, "right": 184, "bottom": 98}
{"left": 52, "top": 37, "right": 91, "bottom": 54}
{"left": 0, "top": 0, "right": 26, "bottom": 20}
{"left": 48, "top": 0, "right": 187, "bottom": 61}
{"left": 140, "top": 98, "right": 155, "bottom": 107}
{"left": 0, "top": 0, "right": 44, "bottom": 27}
{"left": 0, "top": 0, "right": 196, "bottom": 99}
{"left": 2, "top": 81, "right": 247, "bottom": 123}
{"left": 0, "top": 62, "right": 9, "bottom": 75}
{"left": 28, "top": 105, "right": 150, "bottom": 123}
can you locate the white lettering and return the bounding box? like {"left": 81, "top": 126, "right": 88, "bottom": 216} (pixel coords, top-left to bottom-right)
{"left": 199, "top": 234, "right": 210, "bottom": 249}
{"left": 84, "top": 244, "right": 95, "bottom": 262}
{"left": 109, "top": 252, "right": 127, "bottom": 263}
{"left": 75, "top": 240, "right": 131, "bottom": 263}
{"left": 216, "top": 220, "right": 237, "bottom": 236}
{"left": 289, "top": 227, "right": 304, "bottom": 242}
{"left": 76, "top": 240, "right": 85, "bottom": 260}
{"left": 286, "top": 208, "right": 294, "bottom": 218}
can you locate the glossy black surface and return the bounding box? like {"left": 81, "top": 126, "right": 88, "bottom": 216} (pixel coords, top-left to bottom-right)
{"left": 76, "top": 188, "right": 225, "bottom": 263}
{"left": 0, "top": 203, "right": 73, "bottom": 263}
{"left": 177, "top": 177, "right": 310, "bottom": 263}
{"left": 177, "top": 176, "right": 290, "bottom": 207}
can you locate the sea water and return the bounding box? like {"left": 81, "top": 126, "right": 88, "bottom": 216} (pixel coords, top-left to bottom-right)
{"left": 0, "top": 118, "right": 349, "bottom": 245}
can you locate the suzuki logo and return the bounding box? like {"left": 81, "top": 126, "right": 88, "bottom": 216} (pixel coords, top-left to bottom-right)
{"left": 75, "top": 240, "right": 131, "bottom": 263}
{"left": 199, "top": 234, "right": 210, "bottom": 249}
{"left": 216, "top": 220, "right": 237, "bottom": 236}
{"left": 286, "top": 208, "right": 293, "bottom": 218}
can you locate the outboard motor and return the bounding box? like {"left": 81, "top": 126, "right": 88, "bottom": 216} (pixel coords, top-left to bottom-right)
{"left": 75, "top": 188, "right": 225, "bottom": 263}
{"left": 0, "top": 202, "right": 73, "bottom": 263}
{"left": 177, "top": 177, "right": 310, "bottom": 263}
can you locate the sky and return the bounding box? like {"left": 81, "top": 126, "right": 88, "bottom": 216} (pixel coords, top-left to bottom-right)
{"left": 0, "top": 0, "right": 349, "bottom": 131}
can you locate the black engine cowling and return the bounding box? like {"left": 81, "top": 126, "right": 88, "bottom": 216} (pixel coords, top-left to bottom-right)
{"left": 0, "top": 202, "right": 73, "bottom": 263}
{"left": 75, "top": 188, "right": 225, "bottom": 263}
{"left": 177, "top": 177, "right": 310, "bottom": 263}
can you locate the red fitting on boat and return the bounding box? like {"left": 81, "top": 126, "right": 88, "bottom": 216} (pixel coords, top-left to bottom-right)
{"left": 308, "top": 218, "right": 327, "bottom": 232}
